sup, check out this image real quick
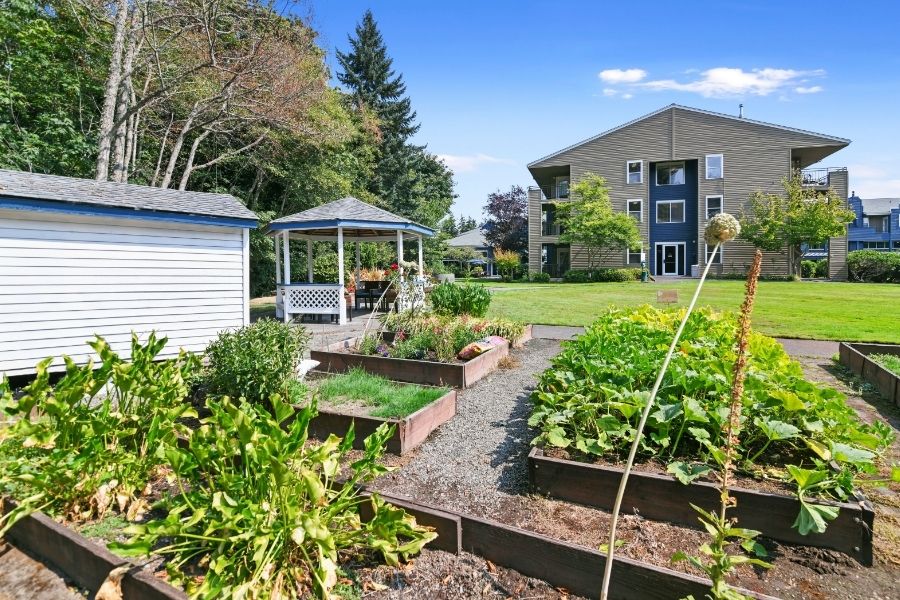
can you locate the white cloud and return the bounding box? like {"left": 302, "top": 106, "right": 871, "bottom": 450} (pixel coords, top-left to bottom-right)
{"left": 638, "top": 67, "right": 826, "bottom": 98}
{"left": 598, "top": 68, "right": 647, "bottom": 84}
{"left": 602, "top": 88, "right": 619, "bottom": 97}
{"left": 852, "top": 178, "right": 900, "bottom": 198}
{"left": 436, "top": 153, "right": 515, "bottom": 173}
{"left": 795, "top": 85, "right": 824, "bottom": 94}
{"left": 621, "top": 93, "right": 633, "bottom": 100}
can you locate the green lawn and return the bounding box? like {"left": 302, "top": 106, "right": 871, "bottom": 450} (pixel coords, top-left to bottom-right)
{"left": 485, "top": 280, "right": 900, "bottom": 343}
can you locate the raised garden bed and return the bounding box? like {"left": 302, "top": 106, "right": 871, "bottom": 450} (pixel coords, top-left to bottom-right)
{"left": 839, "top": 342, "right": 900, "bottom": 407}
{"left": 528, "top": 447, "right": 875, "bottom": 566}
{"left": 306, "top": 387, "right": 457, "bottom": 455}
{"left": 311, "top": 334, "right": 511, "bottom": 388}
{"left": 2, "top": 492, "right": 775, "bottom": 600}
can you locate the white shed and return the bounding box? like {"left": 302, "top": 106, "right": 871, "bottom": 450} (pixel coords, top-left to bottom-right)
{"left": 0, "top": 169, "right": 258, "bottom": 376}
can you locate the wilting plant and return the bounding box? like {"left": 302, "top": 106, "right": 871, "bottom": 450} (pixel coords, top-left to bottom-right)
{"left": 0, "top": 334, "right": 200, "bottom": 533}
{"left": 673, "top": 250, "right": 770, "bottom": 599}
{"left": 111, "top": 394, "right": 436, "bottom": 599}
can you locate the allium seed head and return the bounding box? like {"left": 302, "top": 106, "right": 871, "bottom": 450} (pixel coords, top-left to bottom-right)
{"left": 704, "top": 213, "right": 741, "bottom": 245}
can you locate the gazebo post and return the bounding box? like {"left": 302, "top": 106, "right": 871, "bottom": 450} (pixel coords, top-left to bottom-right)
{"left": 417, "top": 234, "right": 423, "bottom": 276}
{"left": 355, "top": 242, "right": 361, "bottom": 282}
{"left": 274, "top": 237, "right": 281, "bottom": 285}
{"left": 306, "top": 239, "right": 313, "bottom": 283}
{"left": 282, "top": 232, "right": 291, "bottom": 323}
{"left": 396, "top": 230, "right": 404, "bottom": 276}
{"left": 337, "top": 226, "right": 346, "bottom": 325}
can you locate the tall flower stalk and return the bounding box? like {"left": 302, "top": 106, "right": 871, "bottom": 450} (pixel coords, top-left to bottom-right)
{"left": 599, "top": 213, "right": 741, "bottom": 600}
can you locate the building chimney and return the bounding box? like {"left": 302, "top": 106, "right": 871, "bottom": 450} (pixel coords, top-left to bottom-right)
{"left": 739, "top": 103, "right": 744, "bottom": 118}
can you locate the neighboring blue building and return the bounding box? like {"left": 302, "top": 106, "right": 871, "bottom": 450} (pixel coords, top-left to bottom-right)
{"left": 444, "top": 226, "right": 495, "bottom": 276}
{"left": 847, "top": 194, "right": 900, "bottom": 252}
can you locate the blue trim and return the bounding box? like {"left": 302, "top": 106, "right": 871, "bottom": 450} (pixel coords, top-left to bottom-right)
{"left": 0, "top": 196, "right": 258, "bottom": 229}
{"left": 267, "top": 218, "right": 434, "bottom": 236}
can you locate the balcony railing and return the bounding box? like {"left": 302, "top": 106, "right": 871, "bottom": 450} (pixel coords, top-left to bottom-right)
{"left": 800, "top": 167, "right": 847, "bottom": 187}
{"left": 541, "top": 222, "right": 562, "bottom": 236}
{"left": 541, "top": 263, "right": 567, "bottom": 278}
{"left": 529, "top": 184, "right": 569, "bottom": 200}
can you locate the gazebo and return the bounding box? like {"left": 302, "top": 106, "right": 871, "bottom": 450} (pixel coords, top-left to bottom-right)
{"left": 266, "top": 197, "right": 434, "bottom": 325}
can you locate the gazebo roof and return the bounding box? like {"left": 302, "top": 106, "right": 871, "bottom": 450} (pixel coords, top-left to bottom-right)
{"left": 267, "top": 197, "right": 434, "bottom": 238}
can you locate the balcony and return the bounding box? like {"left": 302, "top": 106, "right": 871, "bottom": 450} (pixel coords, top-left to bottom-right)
{"left": 529, "top": 182, "right": 569, "bottom": 200}
{"left": 800, "top": 167, "right": 847, "bottom": 189}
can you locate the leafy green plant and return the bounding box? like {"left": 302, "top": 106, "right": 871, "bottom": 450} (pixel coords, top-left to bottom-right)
{"left": 111, "top": 394, "right": 435, "bottom": 599}
{"left": 379, "top": 313, "right": 525, "bottom": 363}
{"left": 428, "top": 282, "right": 492, "bottom": 317}
{"left": 530, "top": 306, "right": 894, "bottom": 534}
{"left": 356, "top": 333, "right": 381, "bottom": 356}
{"left": 0, "top": 334, "right": 200, "bottom": 533}
{"left": 529, "top": 271, "right": 551, "bottom": 283}
{"left": 204, "top": 319, "right": 311, "bottom": 404}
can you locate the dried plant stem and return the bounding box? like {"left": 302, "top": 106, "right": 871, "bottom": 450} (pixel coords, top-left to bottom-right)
{"left": 720, "top": 249, "right": 763, "bottom": 521}
{"left": 600, "top": 243, "right": 721, "bottom": 600}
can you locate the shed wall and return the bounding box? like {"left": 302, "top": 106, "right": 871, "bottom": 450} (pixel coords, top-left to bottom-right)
{"left": 0, "top": 209, "right": 249, "bottom": 375}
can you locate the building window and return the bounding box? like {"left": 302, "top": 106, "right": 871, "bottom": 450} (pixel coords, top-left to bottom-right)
{"left": 627, "top": 245, "right": 643, "bottom": 265}
{"left": 656, "top": 161, "right": 685, "bottom": 186}
{"left": 627, "top": 199, "right": 642, "bottom": 222}
{"left": 868, "top": 215, "right": 888, "bottom": 233}
{"left": 705, "top": 154, "right": 723, "bottom": 179}
{"left": 706, "top": 196, "right": 723, "bottom": 219}
{"left": 626, "top": 160, "right": 643, "bottom": 184}
{"left": 705, "top": 243, "right": 722, "bottom": 264}
{"left": 861, "top": 241, "right": 890, "bottom": 249}
{"left": 656, "top": 200, "right": 685, "bottom": 223}
{"left": 541, "top": 203, "right": 562, "bottom": 236}
{"left": 555, "top": 176, "right": 570, "bottom": 199}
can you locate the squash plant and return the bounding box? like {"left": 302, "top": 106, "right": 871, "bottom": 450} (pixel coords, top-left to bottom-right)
{"left": 0, "top": 333, "right": 200, "bottom": 533}
{"left": 111, "top": 394, "right": 436, "bottom": 599}
{"left": 530, "top": 306, "right": 894, "bottom": 534}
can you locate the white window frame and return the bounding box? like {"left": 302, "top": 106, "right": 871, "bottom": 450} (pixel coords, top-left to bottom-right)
{"left": 626, "top": 243, "right": 643, "bottom": 265}
{"left": 705, "top": 242, "right": 723, "bottom": 265}
{"left": 655, "top": 161, "right": 685, "bottom": 186}
{"left": 705, "top": 195, "right": 723, "bottom": 220}
{"left": 705, "top": 154, "right": 724, "bottom": 180}
{"left": 627, "top": 199, "right": 643, "bottom": 222}
{"left": 626, "top": 160, "right": 643, "bottom": 185}
{"left": 655, "top": 199, "right": 686, "bottom": 224}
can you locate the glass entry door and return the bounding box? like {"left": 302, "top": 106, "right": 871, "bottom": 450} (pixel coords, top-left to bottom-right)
{"left": 656, "top": 243, "right": 684, "bottom": 276}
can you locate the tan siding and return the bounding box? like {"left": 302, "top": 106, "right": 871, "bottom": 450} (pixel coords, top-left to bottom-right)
{"left": 526, "top": 106, "right": 849, "bottom": 277}
{"left": 828, "top": 170, "right": 850, "bottom": 280}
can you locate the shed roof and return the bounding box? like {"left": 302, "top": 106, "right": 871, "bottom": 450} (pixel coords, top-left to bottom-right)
{"left": 268, "top": 197, "right": 434, "bottom": 237}
{"left": 0, "top": 168, "right": 257, "bottom": 225}
{"left": 446, "top": 227, "right": 488, "bottom": 248}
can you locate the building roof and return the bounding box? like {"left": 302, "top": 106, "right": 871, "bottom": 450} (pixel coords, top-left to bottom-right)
{"left": 268, "top": 196, "right": 434, "bottom": 237}
{"left": 528, "top": 103, "right": 851, "bottom": 168}
{"left": 858, "top": 197, "right": 900, "bottom": 215}
{"left": 0, "top": 168, "right": 257, "bottom": 223}
{"left": 446, "top": 227, "right": 488, "bottom": 248}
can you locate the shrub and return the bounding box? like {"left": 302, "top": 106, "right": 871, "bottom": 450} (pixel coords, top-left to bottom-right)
{"left": 815, "top": 259, "right": 829, "bottom": 278}
{"left": 529, "top": 271, "right": 551, "bottom": 283}
{"left": 530, "top": 306, "right": 894, "bottom": 534}
{"left": 801, "top": 260, "right": 818, "bottom": 278}
{"left": 493, "top": 248, "right": 521, "bottom": 281}
{"left": 848, "top": 250, "right": 900, "bottom": 283}
{"left": 380, "top": 313, "right": 525, "bottom": 362}
{"left": 471, "top": 265, "right": 484, "bottom": 277}
{"left": 429, "top": 282, "right": 491, "bottom": 317}
{"left": 204, "top": 319, "right": 311, "bottom": 404}
{"left": 562, "top": 268, "right": 641, "bottom": 283}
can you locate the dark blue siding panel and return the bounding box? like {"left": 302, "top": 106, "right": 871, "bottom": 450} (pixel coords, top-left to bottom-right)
{"left": 649, "top": 160, "right": 698, "bottom": 274}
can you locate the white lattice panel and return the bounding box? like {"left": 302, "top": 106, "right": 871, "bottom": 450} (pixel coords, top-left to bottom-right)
{"left": 283, "top": 285, "right": 342, "bottom": 314}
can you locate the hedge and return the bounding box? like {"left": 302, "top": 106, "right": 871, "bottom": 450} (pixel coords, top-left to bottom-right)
{"left": 848, "top": 250, "right": 900, "bottom": 283}
{"left": 562, "top": 268, "right": 642, "bottom": 283}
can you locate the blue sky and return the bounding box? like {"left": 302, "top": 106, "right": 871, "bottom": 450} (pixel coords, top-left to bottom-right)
{"left": 308, "top": 1, "right": 900, "bottom": 220}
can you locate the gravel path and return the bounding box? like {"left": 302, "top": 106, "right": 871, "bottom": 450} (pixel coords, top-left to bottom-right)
{"left": 373, "top": 338, "right": 562, "bottom": 515}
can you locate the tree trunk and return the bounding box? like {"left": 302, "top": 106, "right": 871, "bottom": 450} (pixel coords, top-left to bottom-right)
{"left": 94, "top": 0, "right": 130, "bottom": 181}
{"left": 177, "top": 129, "right": 211, "bottom": 190}
{"left": 150, "top": 116, "right": 174, "bottom": 187}
{"left": 159, "top": 103, "right": 201, "bottom": 188}
{"left": 112, "top": 28, "right": 138, "bottom": 183}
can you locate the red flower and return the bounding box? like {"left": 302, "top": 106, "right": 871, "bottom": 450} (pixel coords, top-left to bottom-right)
{"left": 390, "top": 263, "right": 398, "bottom": 271}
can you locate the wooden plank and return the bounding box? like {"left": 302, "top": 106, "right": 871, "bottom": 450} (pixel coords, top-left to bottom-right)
{"left": 841, "top": 343, "right": 900, "bottom": 408}
{"left": 458, "top": 514, "right": 774, "bottom": 600}
{"left": 402, "top": 390, "right": 457, "bottom": 450}
{"left": 528, "top": 448, "right": 873, "bottom": 565}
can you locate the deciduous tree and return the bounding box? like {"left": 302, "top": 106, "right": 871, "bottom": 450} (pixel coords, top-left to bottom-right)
{"left": 556, "top": 174, "right": 641, "bottom": 269}
{"left": 739, "top": 173, "right": 855, "bottom": 276}
{"left": 483, "top": 185, "right": 527, "bottom": 252}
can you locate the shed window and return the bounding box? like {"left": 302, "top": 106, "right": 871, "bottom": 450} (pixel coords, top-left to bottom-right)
{"left": 627, "top": 160, "right": 643, "bottom": 184}
{"left": 656, "top": 200, "right": 685, "bottom": 223}
{"left": 705, "top": 154, "right": 724, "bottom": 179}
{"left": 627, "top": 245, "right": 643, "bottom": 265}
{"left": 656, "top": 162, "right": 685, "bottom": 186}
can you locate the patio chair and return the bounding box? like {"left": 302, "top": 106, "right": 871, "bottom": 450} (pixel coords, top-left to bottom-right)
{"left": 355, "top": 281, "right": 375, "bottom": 310}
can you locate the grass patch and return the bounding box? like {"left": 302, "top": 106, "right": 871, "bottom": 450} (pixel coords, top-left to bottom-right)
{"left": 79, "top": 515, "right": 129, "bottom": 543}
{"left": 316, "top": 368, "right": 448, "bottom": 418}
{"left": 485, "top": 280, "right": 900, "bottom": 343}
{"left": 871, "top": 353, "right": 900, "bottom": 376}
